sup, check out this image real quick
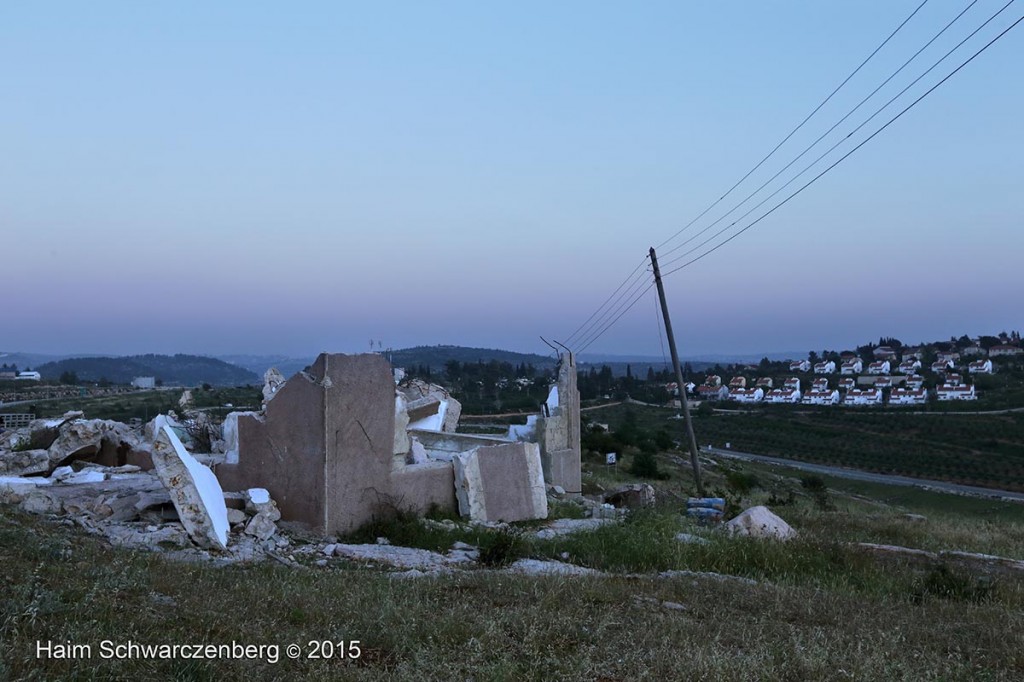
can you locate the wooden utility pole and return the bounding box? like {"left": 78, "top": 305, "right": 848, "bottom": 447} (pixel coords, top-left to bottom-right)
{"left": 649, "top": 247, "right": 705, "bottom": 496}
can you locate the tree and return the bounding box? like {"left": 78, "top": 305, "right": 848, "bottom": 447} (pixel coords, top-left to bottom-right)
{"left": 59, "top": 371, "right": 78, "bottom": 385}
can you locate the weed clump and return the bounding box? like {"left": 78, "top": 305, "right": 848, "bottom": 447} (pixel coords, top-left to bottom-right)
{"left": 477, "top": 529, "right": 526, "bottom": 567}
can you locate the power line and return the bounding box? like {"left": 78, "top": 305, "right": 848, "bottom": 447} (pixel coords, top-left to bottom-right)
{"left": 577, "top": 281, "right": 655, "bottom": 353}
{"left": 660, "top": 9, "right": 1024, "bottom": 280}
{"left": 573, "top": 270, "right": 654, "bottom": 352}
{"left": 654, "top": 0, "right": 929, "bottom": 252}
{"left": 561, "top": 256, "right": 647, "bottom": 348}
{"left": 660, "top": 0, "right": 982, "bottom": 261}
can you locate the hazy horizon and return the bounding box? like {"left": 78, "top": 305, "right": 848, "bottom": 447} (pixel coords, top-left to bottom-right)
{"left": 3, "top": 3, "right": 1021, "bottom": 359}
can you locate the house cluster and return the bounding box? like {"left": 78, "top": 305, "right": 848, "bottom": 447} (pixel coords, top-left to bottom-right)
{"left": 691, "top": 338, "right": 1022, "bottom": 407}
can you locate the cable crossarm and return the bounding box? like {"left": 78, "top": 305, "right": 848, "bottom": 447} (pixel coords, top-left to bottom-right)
{"left": 573, "top": 267, "right": 654, "bottom": 352}
{"left": 660, "top": 9, "right": 1024, "bottom": 280}
{"left": 562, "top": 254, "right": 650, "bottom": 350}
{"left": 654, "top": 0, "right": 929, "bottom": 253}
{"left": 660, "top": 0, "right": 983, "bottom": 261}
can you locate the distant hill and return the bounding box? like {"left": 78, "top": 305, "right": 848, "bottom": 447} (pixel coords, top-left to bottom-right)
{"left": 36, "top": 354, "right": 258, "bottom": 386}
{"left": 0, "top": 352, "right": 75, "bottom": 371}
{"left": 388, "top": 345, "right": 557, "bottom": 371}
{"left": 216, "top": 354, "right": 314, "bottom": 379}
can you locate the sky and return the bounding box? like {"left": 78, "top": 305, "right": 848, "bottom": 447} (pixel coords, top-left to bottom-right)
{"left": 2, "top": 1, "right": 1022, "bottom": 359}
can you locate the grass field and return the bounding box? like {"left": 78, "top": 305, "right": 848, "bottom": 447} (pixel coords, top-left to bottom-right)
{"left": 4, "top": 444, "right": 1024, "bottom": 679}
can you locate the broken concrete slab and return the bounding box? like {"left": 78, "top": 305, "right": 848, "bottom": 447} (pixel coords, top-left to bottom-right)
{"left": 0, "top": 475, "right": 53, "bottom": 504}
{"left": 389, "top": 460, "right": 458, "bottom": 517}
{"left": 152, "top": 417, "right": 229, "bottom": 550}
{"left": 330, "top": 543, "right": 464, "bottom": 571}
{"left": 453, "top": 442, "right": 547, "bottom": 523}
{"left": 399, "top": 379, "right": 461, "bottom": 432}
{"left": 47, "top": 419, "right": 151, "bottom": 471}
{"left": 725, "top": 506, "right": 796, "bottom": 541}
{"left": 0, "top": 448, "right": 50, "bottom": 477}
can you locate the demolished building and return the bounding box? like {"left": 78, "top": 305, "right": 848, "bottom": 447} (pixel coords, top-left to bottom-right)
{"left": 215, "top": 351, "right": 577, "bottom": 534}
{"left": 1, "top": 350, "right": 581, "bottom": 552}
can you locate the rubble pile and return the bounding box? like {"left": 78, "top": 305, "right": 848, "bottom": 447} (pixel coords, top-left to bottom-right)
{"left": 0, "top": 410, "right": 286, "bottom": 564}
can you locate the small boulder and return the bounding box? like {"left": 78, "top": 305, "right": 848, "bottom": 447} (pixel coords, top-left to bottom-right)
{"left": 725, "top": 505, "right": 796, "bottom": 541}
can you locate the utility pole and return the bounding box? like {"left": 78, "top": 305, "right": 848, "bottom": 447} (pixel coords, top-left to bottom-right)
{"left": 649, "top": 247, "right": 705, "bottom": 496}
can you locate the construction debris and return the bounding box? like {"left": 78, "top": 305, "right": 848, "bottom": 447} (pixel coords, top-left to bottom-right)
{"left": 151, "top": 416, "right": 229, "bottom": 550}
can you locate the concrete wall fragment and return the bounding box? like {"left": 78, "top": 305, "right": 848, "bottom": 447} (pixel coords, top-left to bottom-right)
{"left": 216, "top": 353, "right": 396, "bottom": 535}
{"left": 536, "top": 353, "right": 581, "bottom": 494}
{"left": 453, "top": 442, "right": 547, "bottom": 523}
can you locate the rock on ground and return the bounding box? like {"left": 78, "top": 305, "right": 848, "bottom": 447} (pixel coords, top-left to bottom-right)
{"left": 725, "top": 505, "right": 796, "bottom": 541}
{"left": 330, "top": 544, "right": 468, "bottom": 571}
{"left": 506, "top": 559, "right": 605, "bottom": 577}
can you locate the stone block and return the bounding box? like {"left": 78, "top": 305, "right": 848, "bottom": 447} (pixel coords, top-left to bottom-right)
{"left": 453, "top": 442, "right": 547, "bottom": 523}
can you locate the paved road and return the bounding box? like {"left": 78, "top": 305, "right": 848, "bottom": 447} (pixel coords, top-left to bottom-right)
{"left": 704, "top": 446, "right": 1024, "bottom": 503}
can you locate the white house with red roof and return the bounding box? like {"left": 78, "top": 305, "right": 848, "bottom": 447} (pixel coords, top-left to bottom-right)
{"left": 784, "top": 377, "right": 801, "bottom": 391}
{"left": 931, "top": 360, "right": 954, "bottom": 373}
{"left": 844, "top": 388, "right": 883, "bottom": 406}
{"left": 811, "top": 378, "right": 829, "bottom": 391}
{"left": 697, "top": 384, "right": 728, "bottom": 401}
{"left": 765, "top": 388, "right": 801, "bottom": 404}
{"left": 789, "top": 359, "right": 811, "bottom": 372}
{"left": 890, "top": 388, "right": 928, "bottom": 405}
{"left": 867, "top": 361, "right": 890, "bottom": 375}
{"left": 990, "top": 345, "right": 1023, "bottom": 357}
{"left": 898, "top": 359, "right": 921, "bottom": 374}
{"left": 813, "top": 360, "right": 836, "bottom": 374}
{"left": 874, "top": 376, "right": 893, "bottom": 388}
{"left": 969, "top": 359, "right": 993, "bottom": 374}
{"left": 937, "top": 384, "right": 976, "bottom": 401}
{"left": 729, "top": 387, "right": 764, "bottom": 403}
{"left": 729, "top": 376, "right": 747, "bottom": 389}
{"left": 906, "top": 375, "right": 925, "bottom": 389}
{"left": 755, "top": 377, "right": 774, "bottom": 389}
{"left": 838, "top": 377, "right": 855, "bottom": 391}
{"left": 802, "top": 389, "right": 840, "bottom": 405}
{"left": 841, "top": 359, "right": 863, "bottom": 375}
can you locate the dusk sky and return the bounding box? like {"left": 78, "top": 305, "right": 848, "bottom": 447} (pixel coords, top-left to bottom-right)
{"left": 3, "top": 2, "right": 1021, "bottom": 360}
